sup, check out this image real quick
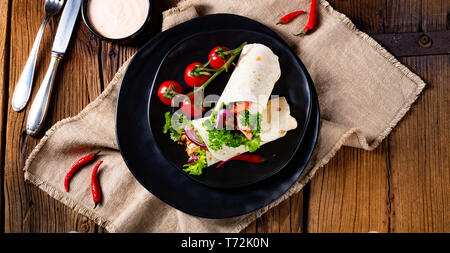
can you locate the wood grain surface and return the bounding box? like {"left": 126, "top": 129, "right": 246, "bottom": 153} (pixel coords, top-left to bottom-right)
{"left": 0, "top": 0, "right": 448, "bottom": 233}
{"left": 0, "top": 0, "right": 10, "bottom": 233}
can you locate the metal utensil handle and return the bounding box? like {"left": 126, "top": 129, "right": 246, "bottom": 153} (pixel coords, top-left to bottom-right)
{"left": 12, "top": 17, "right": 49, "bottom": 112}
{"left": 26, "top": 52, "right": 63, "bottom": 136}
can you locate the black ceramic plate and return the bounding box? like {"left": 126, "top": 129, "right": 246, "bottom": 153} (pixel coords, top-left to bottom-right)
{"left": 116, "top": 14, "right": 319, "bottom": 218}
{"left": 151, "top": 29, "right": 311, "bottom": 189}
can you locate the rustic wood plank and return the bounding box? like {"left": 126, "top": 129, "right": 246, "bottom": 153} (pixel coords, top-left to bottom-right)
{"left": 307, "top": 0, "right": 448, "bottom": 234}
{"left": 388, "top": 55, "right": 449, "bottom": 232}
{"left": 3, "top": 0, "right": 101, "bottom": 232}
{"left": 421, "top": 0, "right": 449, "bottom": 32}
{"left": 256, "top": 206, "right": 277, "bottom": 233}
{"left": 384, "top": 0, "right": 449, "bottom": 233}
{"left": 278, "top": 197, "right": 292, "bottom": 232}
{"left": 371, "top": 31, "right": 450, "bottom": 57}
{"left": 254, "top": 198, "right": 290, "bottom": 233}
{"left": 328, "top": 0, "right": 386, "bottom": 33}
{"left": 290, "top": 190, "right": 304, "bottom": 232}
{"left": 0, "top": 0, "right": 11, "bottom": 233}
{"left": 99, "top": 43, "right": 137, "bottom": 88}
{"left": 4, "top": 0, "right": 48, "bottom": 233}
{"left": 307, "top": 144, "right": 391, "bottom": 232}
{"left": 241, "top": 219, "right": 257, "bottom": 233}
{"left": 384, "top": 0, "right": 422, "bottom": 33}
{"left": 306, "top": 0, "right": 391, "bottom": 233}
{"left": 330, "top": 1, "right": 450, "bottom": 58}
{"left": 253, "top": 192, "right": 304, "bottom": 233}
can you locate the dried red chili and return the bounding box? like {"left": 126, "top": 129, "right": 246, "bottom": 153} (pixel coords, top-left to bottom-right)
{"left": 216, "top": 154, "right": 267, "bottom": 168}
{"left": 295, "top": 0, "right": 317, "bottom": 35}
{"left": 277, "top": 10, "right": 306, "bottom": 25}
{"left": 91, "top": 161, "right": 103, "bottom": 207}
{"left": 64, "top": 150, "right": 101, "bottom": 192}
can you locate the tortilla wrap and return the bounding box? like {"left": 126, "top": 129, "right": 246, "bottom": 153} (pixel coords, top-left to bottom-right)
{"left": 214, "top": 43, "right": 281, "bottom": 114}
{"left": 192, "top": 97, "right": 297, "bottom": 165}
{"left": 191, "top": 43, "right": 297, "bottom": 165}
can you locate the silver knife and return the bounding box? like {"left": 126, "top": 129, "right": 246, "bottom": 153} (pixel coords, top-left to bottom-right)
{"left": 26, "top": 0, "right": 82, "bottom": 136}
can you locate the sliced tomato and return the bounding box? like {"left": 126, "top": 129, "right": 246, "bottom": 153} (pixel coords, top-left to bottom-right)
{"left": 233, "top": 102, "right": 251, "bottom": 114}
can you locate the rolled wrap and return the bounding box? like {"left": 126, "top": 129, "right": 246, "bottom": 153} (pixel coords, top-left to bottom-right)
{"left": 192, "top": 43, "right": 297, "bottom": 165}
{"left": 215, "top": 43, "right": 281, "bottom": 113}
{"left": 193, "top": 97, "right": 297, "bottom": 165}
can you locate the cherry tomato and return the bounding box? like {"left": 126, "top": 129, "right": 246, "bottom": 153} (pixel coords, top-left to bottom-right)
{"left": 184, "top": 62, "right": 210, "bottom": 87}
{"left": 157, "top": 81, "right": 184, "bottom": 106}
{"left": 180, "top": 92, "right": 204, "bottom": 118}
{"left": 208, "top": 46, "right": 232, "bottom": 69}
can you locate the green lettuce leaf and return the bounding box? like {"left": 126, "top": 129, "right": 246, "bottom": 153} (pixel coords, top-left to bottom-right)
{"left": 183, "top": 149, "right": 208, "bottom": 175}
{"left": 163, "top": 111, "right": 187, "bottom": 142}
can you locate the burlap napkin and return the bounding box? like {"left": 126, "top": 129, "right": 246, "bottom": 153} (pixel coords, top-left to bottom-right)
{"left": 23, "top": 0, "right": 426, "bottom": 233}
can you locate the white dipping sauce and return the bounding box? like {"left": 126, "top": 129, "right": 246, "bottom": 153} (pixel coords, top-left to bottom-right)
{"left": 87, "top": 0, "right": 149, "bottom": 39}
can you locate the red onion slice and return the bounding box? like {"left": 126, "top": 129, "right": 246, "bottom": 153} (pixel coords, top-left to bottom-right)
{"left": 188, "top": 156, "right": 199, "bottom": 164}
{"left": 184, "top": 124, "right": 206, "bottom": 147}
{"left": 215, "top": 108, "right": 232, "bottom": 130}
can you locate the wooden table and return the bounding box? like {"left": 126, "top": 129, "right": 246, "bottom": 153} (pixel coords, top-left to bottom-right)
{"left": 0, "top": 0, "right": 448, "bottom": 233}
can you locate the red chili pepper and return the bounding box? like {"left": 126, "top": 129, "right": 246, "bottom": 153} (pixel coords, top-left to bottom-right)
{"left": 277, "top": 10, "right": 306, "bottom": 25}
{"left": 64, "top": 150, "right": 101, "bottom": 192}
{"left": 295, "top": 0, "right": 317, "bottom": 35}
{"left": 216, "top": 154, "right": 267, "bottom": 168}
{"left": 91, "top": 161, "right": 103, "bottom": 207}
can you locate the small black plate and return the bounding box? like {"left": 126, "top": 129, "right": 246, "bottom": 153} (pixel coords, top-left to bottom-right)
{"left": 116, "top": 14, "right": 319, "bottom": 218}
{"left": 150, "top": 29, "right": 311, "bottom": 189}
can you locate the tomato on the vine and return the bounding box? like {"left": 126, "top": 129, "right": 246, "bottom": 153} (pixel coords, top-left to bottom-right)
{"left": 208, "top": 46, "right": 232, "bottom": 69}
{"left": 157, "top": 81, "right": 184, "bottom": 106}
{"left": 180, "top": 92, "right": 204, "bottom": 118}
{"left": 184, "top": 62, "right": 210, "bottom": 87}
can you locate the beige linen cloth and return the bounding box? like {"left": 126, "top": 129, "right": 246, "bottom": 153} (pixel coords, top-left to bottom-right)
{"left": 23, "top": 0, "right": 426, "bottom": 233}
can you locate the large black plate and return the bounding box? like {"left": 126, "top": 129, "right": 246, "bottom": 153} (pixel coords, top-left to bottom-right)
{"left": 151, "top": 29, "right": 311, "bottom": 189}
{"left": 116, "top": 14, "right": 320, "bottom": 218}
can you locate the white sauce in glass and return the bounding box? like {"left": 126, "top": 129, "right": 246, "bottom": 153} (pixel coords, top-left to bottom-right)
{"left": 87, "top": 0, "right": 149, "bottom": 39}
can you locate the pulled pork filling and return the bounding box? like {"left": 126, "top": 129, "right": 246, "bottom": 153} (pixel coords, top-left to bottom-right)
{"left": 185, "top": 137, "right": 199, "bottom": 157}
{"left": 180, "top": 134, "right": 208, "bottom": 157}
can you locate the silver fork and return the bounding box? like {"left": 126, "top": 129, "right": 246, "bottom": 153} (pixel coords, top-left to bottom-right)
{"left": 12, "top": 0, "right": 65, "bottom": 112}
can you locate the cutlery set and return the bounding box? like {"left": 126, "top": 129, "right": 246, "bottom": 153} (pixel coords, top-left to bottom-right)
{"left": 12, "top": 0, "right": 82, "bottom": 135}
